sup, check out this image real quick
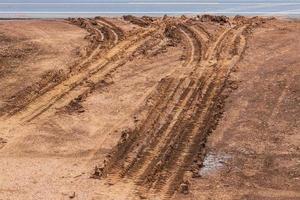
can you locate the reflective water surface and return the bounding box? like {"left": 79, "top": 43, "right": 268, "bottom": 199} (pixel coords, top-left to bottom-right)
{"left": 0, "top": 0, "right": 299, "bottom": 18}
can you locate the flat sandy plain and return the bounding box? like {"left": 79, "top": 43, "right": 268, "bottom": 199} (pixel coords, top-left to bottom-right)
{"left": 0, "top": 15, "right": 299, "bottom": 200}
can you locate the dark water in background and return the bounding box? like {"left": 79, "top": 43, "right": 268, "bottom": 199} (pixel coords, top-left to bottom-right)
{"left": 0, "top": 0, "right": 300, "bottom": 18}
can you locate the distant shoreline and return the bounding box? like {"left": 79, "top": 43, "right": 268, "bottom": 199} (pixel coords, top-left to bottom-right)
{"left": 0, "top": 13, "right": 300, "bottom": 20}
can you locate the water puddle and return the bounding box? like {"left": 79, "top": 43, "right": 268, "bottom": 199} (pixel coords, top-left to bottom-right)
{"left": 199, "top": 152, "right": 231, "bottom": 176}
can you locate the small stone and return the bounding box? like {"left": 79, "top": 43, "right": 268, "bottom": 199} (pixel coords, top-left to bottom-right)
{"left": 90, "top": 165, "right": 104, "bottom": 179}
{"left": 69, "top": 192, "right": 76, "bottom": 199}
{"left": 230, "top": 82, "right": 238, "bottom": 90}
{"left": 179, "top": 183, "right": 189, "bottom": 194}
{"left": 0, "top": 138, "right": 7, "bottom": 144}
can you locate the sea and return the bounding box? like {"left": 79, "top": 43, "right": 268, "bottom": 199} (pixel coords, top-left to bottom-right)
{"left": 0, "top": 0, "right": 300, "bottom": 18}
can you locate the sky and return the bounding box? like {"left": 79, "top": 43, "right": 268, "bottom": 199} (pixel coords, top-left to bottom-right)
{"left": 0, "top": 0, "right": 299, "bottom": 18}
{"left": 1, "top": 0, "right": 300, "bottom": 2}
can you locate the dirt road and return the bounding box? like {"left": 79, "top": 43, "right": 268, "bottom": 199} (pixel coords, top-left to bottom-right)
{"left": 0, "top": 16, "right": 299, "bottom": 200}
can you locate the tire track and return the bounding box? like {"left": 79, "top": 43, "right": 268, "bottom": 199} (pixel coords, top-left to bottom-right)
{"left": 95, "top": 17, "right": 125, "bottom": 42}
{"left": 159, "top": 28, "right": 247, "bottom": 198}
{"left": 178, "top": 24, "right": 202, "bottom": 69}
{"left": 0, "top": 18, "right": 114, "bottom": 118}
{"left": 1, "top": 27, "right": 156, "bottom": 124}
{"left": 101, "top": 19, "right": 251, "bottom": 198}
{"left": 195, "top": 23, "right": 212, "bottom": 41}
{"left": 94, "top": 20, "right": 119, "bottom": 46}
{"left": 101, "top": 21, "right": 205, "bottom": 180}
{"left": 100, "top": 23, "right": 204, "bottom": 182}
{"left": 123, "top": 22, "right": 220, "bottom": 181}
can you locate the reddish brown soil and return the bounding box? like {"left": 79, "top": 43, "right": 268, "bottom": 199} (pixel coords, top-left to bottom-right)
{"left": 0, "top": 16, "right": 299, "bottom": 200}
{"left": 175, "top": 19, "right": 300, "bottom": 200}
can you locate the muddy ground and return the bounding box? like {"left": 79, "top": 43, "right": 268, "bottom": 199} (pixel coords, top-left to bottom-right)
{"left": 0, "top": 16, "right": 299, "bottom": 200}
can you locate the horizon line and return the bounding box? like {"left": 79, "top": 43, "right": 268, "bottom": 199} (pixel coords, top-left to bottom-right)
{"left": 1, "top": 2, "right": 300, "bottom": 5}
{"left": 1, "top": 11, "right": 299, "bottom": 13}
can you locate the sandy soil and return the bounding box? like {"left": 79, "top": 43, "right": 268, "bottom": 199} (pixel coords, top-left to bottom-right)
{"left": 0, "top": 20, "right": 88, "bottom": 103}
{"left": 174, "top": 18, "right": 300, "bottom": 200}
{"left": 0, "top": 16, "right": 299, "bottom": 200}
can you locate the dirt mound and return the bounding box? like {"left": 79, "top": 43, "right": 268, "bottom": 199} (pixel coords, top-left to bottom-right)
{"left": 164, "top": 24, "right": 182, "bottom": 45}
{"left": 123, "top": 15, "right": 150, "bottom": 27}
{"left": 200, "top": 14, "right": 229, "bottom": 24}
{"left": 141, "top": 16, "right": 154, "bottom": 23}
{"left": 233, "top": 15, "right": 247, "bottom": 25}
